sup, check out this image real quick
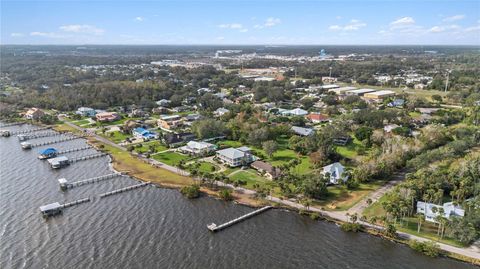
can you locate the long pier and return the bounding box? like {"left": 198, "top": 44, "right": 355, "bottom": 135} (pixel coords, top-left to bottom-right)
{"left": 69, "top": 152, "right": 107, "bottom": 163}
{"left": 39, "top": 197, "right": 91, "bottom": 217}
{"left": 6, "top": 126, "right": 50, "bottom": 136}
{"left": 59, "top": 172, "right": 124, "bottom": 190}
{"left": 27, "top": 136, "right": 81, "bottom": 148}
{"left": 57, "top": 146, "right": 92, "bottom": 155}
{"left": 99, "top": 182, "right": 150, "bottom": 198}
{"left": 18, "top": 131, "right": 60, "bottom": 141}
{"left": 207, "top": 206, "right": 273, "bottom": 232}
{"left": 0, "top": 122, "right": 25, "bottom": 128}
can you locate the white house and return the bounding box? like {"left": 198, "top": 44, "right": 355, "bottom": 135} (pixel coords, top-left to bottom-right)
{"left": 281, "top": 108, "right": 308, "bottom": 116}
{"left": 216, "top": 147, "right": 256, "bottom": 167}
{"left": 291, "top": 126, "right": 314, "bottom": 136}
{"left": 214, "top": 107, "right": 230, "bottom": 117}
{"left": 321, "top": 162, "right": 348, "bottom": 184}
{"left": 76, "top": 107, "right": 96, "bottom": 117}
{"left": 179, "top": 141, "right": 217, "bottom": 156}
{"left": 416, "top": 201, "right": 465, "bottom": 223}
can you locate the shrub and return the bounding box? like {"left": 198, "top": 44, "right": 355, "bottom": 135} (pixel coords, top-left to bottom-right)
{"left": 180, "top": 185, "right": 201, "bottom": 199}
{"left": 219, "top": 189, "right": 233, "bottom": 201}
{"left": 310, "top": 212, "right": 320, "bottom": 220}
{"left": 340, "top": 222, "right": 362, "bottom": 232}
{"left": 409, "top": 240, "right": 441, "bottom": 257}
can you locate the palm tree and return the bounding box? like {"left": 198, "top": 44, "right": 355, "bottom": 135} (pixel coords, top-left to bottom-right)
{"left": 416, "top": 214, "right": 424, "bottom": 233}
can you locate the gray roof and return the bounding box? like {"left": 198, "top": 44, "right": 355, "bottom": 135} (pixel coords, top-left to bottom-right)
{"left": 39, "top": 202, "right": 61, "bottom": 212}
{"left": 217, "top": 147, "right": 245, "bottom": 159}
{"left": 291, "top": 126, "right": 314, "bottom": 136}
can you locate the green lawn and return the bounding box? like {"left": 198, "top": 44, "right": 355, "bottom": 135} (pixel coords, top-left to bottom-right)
{"left": 336, "top": 137, "right": 365, "bottom": 160}
{"left": 133, "top": 141, "right": 168, "bottom": 154}
{"left": 100, "top": 131, "right": 132, "bottom": 144}
{"left": 229, "top": 169, "right": 277, "bottom": 189}
{"left": 217, "top": 140, "right": 243, "bottom": 148}
{"left": 71, "top": 119, "right": 91, "bottom": 126}
{"left": 314, "top": 182, "right": 385, "bottom": 211}
{"left": 151, "top": 151, "right": 190, "bottom": 166}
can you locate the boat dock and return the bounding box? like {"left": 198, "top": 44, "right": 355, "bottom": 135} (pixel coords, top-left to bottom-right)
{"left": 22, "top": 136, "right": 82, "bottom": 149}
{"left": 99, "top": 182, "right": 150, "bottom": 198}
{"left": 59, "top": 172, "right": 124, "bottom": 190}
{"left": 39, "top": 197, "right": 91, "bottom": 217}
{"left": 1, "top": 126, "right": 50, "bottom": 137}
{"left": 207, "top": 206, "right": 273, "bottom": 232}
{"left": 18, "top": 131, "right": 60, "bottom": 141}
{"left": 57, "top": 146, "right": 92, "bottom": 155}
{"left": 0, "top": 122, "right": 25, "bottom": 128}
{"left": 69, "top": 152, "right": 108, "bottom": 163}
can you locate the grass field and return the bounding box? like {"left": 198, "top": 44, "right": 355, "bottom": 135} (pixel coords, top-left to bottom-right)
{"left": 92, "top": 141, "right": 193, "bottom": 187}
{"left": 336, "top": 137, "right": 365, "bottom": 160}
{"left": 314, "top": 182, "right": 385, "bottom": 211}
{"left": 151, "top": 151, "right": 190, "bottom": 166}
{"left": 133, "top": 141, "right": 168, "bottom": 154}
{"left": 198, "top": 162, "right": 218, "bottom": 173}
{"left": 100, "top": 131, "right": 131, "bottom": 143}
{"left": 229, "top": 169, "right": 276, "bottom": 189}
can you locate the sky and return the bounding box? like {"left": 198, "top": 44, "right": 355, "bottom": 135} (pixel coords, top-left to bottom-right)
{"left": 1, "top": 0, "right": 479, "bottom": 45}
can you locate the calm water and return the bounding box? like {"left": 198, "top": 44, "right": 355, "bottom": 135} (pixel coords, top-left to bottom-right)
{"left": 0, "top": 125, "right": 476, "bottom": 269}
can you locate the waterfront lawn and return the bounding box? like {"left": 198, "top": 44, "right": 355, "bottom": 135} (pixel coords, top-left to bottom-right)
{"left": 71, "top": 119, "right": 91, "bottom": 126}
{"left": 217, "top": 140, "right": 243, "bottom": 148}
{"left": 198, "top": 162, "right": 218, "bottom": 173}
{"left": 93, "top": 141, "right": 193, "bottom": 186}
{"left": 101, "top": 131, "right": 131, "bottom": 144}
{"left": 314, "top": 182, "right": 385, "bottom": 211}
{"left": 151, "top": 151, "right": 190, "bottom": 166}
{"left": 54, "top": 123, "right": 83, "bottom": 135}
{"left": 229, "top": 169, "right": 276, "bottom": 189}
{"left": 133, "top": 141, "right": 168, "bottom": 154}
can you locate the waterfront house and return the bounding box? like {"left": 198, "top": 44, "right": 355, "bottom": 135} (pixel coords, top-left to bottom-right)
{"left": 157, "top": 115, "right": 183, "bottom": 130}
{"left": 76, "top": 107, "right": 96, "bottom": 117}
{"left": 24, "top": 108, "right": 45, "bottom": 120}
{"left": 416, "top": 201, "right": 465, "bottom": 223}
{"left": 132, "top": 127, "right": 158, "bottom": 141}
{"left": 321, "top": 162, "right": 348, "bottom": 184}
{"left": 216, "top": 147, "right": 256, "bottom": 167}
{"left": 162, "top": 132, "right": 196, "bottom": 148}
{"left": 96, "top": 112, "right": 120, "bottom": 122}
{"left": 251, "top": 160, "right": 281, "bottom": 180}
{"left": 179, "top": 141, "right": 217, "bottom": 156}
{"left": 291, "top": 126, "right": 314, "bottom": 136}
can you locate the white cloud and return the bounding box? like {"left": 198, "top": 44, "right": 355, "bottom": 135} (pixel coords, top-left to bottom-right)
{"left": 239, "top": 28, "right": 248, "bottom": 33}
{"left": 390, "top": 17, "right": 415, "bottom": 29}
{"left": 254, "top": 17, "right": 281, "bottom": 29}
{"left": 10, "top": 33, "right": 24, "bottom": 37}
{"left": 464, "top": 25, "right": 480, "bottom": 33}
{"left": 30, "top": 32, "right": 64, "bottom": 38}
{"left": 59, "top": 24, "right": 105, "bottom": 35}
{"left": 218, "top": 23, "right": 243, "bottom": 29}
{"left": 443, "top": 15, "right": 465, "bottom": 22}
{"left": 428, "top": 25, "right": 460, "bottom": 33}
{"left": 135, "top": 16, "right": 145, "bottom": 22}
{"left": 329, "top": 19, "right": 366, "bottom": 31}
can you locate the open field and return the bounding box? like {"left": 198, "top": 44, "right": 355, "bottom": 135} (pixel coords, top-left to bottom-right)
{"left": 229, "top": 169, "right": 277, "bottom": 189}
{"left": 133, "top": 141, "right": 168, "bottom": 154}
{"left": 151, "top": 151, "right": 190, "bottom": 166}
{"left": 314, "top": 182, "right": 385, "bottom": 211}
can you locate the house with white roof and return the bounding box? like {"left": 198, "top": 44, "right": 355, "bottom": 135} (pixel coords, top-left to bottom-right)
{"left": 214, "top": 107, "right": 230, "bottom": 117}
{"left": 281, "top": 108, "right": 308, "bottom": 116}
{"left": 291, "top": 126, "right": 314, "bottom": 136}
{"left": 180, "top": 141, "right": 217, "bottom": 156}
{"left": 321, "top": 162, "right": 348, "bottom": 184}
{"left": 416, "top": 201, "right": 465, "bottom": 223}
{"left": 346, "top": 88, "right": 376, "bottom": 96}
{"left": 76, "top": 107, "right": 96, "bottom": 117}
{"left": 216, "top": 147, "right": 256, "bottom": 167}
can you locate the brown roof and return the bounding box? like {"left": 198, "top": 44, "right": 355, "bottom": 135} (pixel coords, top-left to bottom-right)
{"left": 306, "top": 113, "right": 330, "bottom": 122}
{"left": 251, "top": 161, "right": 281, "bottom": 178}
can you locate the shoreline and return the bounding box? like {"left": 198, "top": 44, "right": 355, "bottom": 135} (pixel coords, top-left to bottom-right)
{"left": 8, "top": 121, "right": 478, "bottom": 265}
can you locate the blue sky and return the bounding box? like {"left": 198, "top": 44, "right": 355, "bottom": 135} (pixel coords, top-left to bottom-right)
{"left": 2, "top": 0, "right": 479, "bottom": 45}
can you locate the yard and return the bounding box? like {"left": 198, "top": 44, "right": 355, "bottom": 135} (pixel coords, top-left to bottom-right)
{"left": 228, "top": 169, "right": 277, "bottom": 190}
{"left": 133, "top": 141, "right": 168, "bottom": 154}
{"left": 335, "top": 137, "right": 366, "bottom": 160}
{"left": 151, "top": 151, "right": 190, "bottom": 166}
{"left": 313, "top": 182, "right": 385, "bottom": 211}
{"left": 100, "top": 130, "right": 132, "bottom": 144}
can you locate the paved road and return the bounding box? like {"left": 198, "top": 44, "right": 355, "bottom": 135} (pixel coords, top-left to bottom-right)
{"left": 347, "top": 170, "right": 406, "bottom": 215}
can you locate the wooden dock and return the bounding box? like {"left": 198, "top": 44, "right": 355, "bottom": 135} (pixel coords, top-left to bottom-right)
{"left": 0, "top": 122, "right": 25, "bottom": 128}
{"left": 59, "top": 172, "right": 124, "bottom": 190}
{"left": 57, "top": 146, "right": 92, "bottom": 155}
{"left": 69, "top": 152, "right": 107, "bottom": 163}
{"left": 18, "top": 131, "right": 60, "bottom": 141}
{"left": 99, "top": 182, "right": 150, "bottom": 198}
{"left": 39, "top": 197, "right": 91, "bottom": 217}
{"left": 28, "top": 136, "right": 81, "bottom": 148}
{"left": 8, "top": 127, "right": 50, "bottom": 135}
{"left": 207, "top": 206, "right": 273, "bottom": 232}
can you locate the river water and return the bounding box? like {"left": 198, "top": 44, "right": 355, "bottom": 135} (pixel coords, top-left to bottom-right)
{"left": 0, "top": 125, "right": 476, "bottom": 269}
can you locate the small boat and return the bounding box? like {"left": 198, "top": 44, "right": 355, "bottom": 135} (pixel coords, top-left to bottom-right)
{"left": 20, "top": 142, "right": 32, "bottom": 149}
{"left": 38, "top": 148, "right": 58, "bottom": 160}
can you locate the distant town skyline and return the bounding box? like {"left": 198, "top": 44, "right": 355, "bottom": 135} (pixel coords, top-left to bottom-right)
{"left": 2, "top": 0, "right": 479, "bottom": 45}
